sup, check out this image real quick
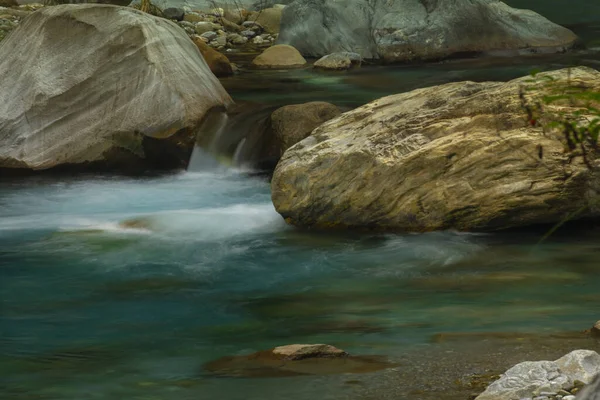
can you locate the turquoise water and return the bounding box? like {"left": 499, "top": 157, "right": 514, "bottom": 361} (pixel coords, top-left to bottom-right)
{"left": 2, "top": 23, "right": 600, "bottom": 399}
{"left": 1, "top": 169, "right": 600, "bottom": 399}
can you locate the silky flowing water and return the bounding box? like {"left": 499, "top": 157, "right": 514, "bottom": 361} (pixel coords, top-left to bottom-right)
{"left": 2, "top": 25, "right": 600, "bottom": 400}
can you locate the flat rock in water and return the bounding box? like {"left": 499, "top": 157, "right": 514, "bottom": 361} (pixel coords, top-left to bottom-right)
{"left": 272, "top": 344, "right": 347, "bottom": 360}
{"left": 277, "top": 0, "right": 577, "bottom": 62}
{"left": 204, "top": 344, "right": 393, "bottom": 377}
{"left": 0, "top": 4, "right": 231, "bottom": 172}
{"left": 271, "top": 67, "right": 600, "bottom": 232}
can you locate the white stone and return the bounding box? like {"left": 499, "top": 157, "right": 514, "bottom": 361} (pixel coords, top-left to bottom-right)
{"left": 476, "top": 361, "right": 573, "bottom": 400}
{"left": 555, "top": 350, "right": 600, "bottom": 385}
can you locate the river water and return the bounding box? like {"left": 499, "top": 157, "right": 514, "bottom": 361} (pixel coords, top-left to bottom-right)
{"left": 2, "top": 23, "right": 600, "bottom": 400}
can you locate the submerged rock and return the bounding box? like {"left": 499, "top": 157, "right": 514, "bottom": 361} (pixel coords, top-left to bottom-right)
{"left": 271, "top": 101, "right": 340, "bottom": 156}
{"left": 251, "top": 44, "right": 306, "bottom": 68}
{"left": 314, "top": 52, "right": 362, "bottom": 70}
{"left": 277, "top": 0, "right": 578, "bottom": 62}
{"left": 0, "top": 4, "right": 231, "bottom": 172}
{"left": 204, "top": 344, "right": 393, "bottom": 377}
{"left": 271, "top": 67, "right": 600, "bottom": 232}
{"left": 476, "top": 350, "right": 600, "bottom": 400}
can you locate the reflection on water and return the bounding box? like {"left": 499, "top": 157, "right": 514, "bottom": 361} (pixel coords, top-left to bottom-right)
{"left": 1, "top": 171, "right": 599, "bottom": 399}
{"left": 223, "top": 23, "right": 600, "bottom": 109}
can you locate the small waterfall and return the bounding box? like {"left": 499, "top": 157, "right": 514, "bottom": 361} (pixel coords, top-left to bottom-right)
{"left": 188, "top": 110, "right": 230, "bottom": 171}
{"left": 232, "top": 138, "right": 247, "bottom": 167}
{"left": 187, "top": 104, "right": 280, "bottom": 172}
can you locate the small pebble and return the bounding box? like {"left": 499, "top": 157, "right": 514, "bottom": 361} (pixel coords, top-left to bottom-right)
{"left": 562, "top": 396, "right": 576, "bottom": 400}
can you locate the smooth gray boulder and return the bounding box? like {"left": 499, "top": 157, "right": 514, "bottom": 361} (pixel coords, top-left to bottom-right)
{"left": 0, "top": 4, "right": 232, "bottom": 171}
{"left": 277, "top": 0, "right": 578, "bottom": 62}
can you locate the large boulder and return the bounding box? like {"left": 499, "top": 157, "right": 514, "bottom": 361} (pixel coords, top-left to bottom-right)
{"left": 277, "top": 0, "right": 578, "bottom": 62}
{"left": 271, "top": 102, "right": 340, "bottom": 156}
{"left": 271, "top": 67, "right": 600, "bottom": 232}
{"left": 0, "top": 4, "right": 232, "bottom": 172}
{"left": 251, "top": 44, "right": 306, "bottom": 68}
